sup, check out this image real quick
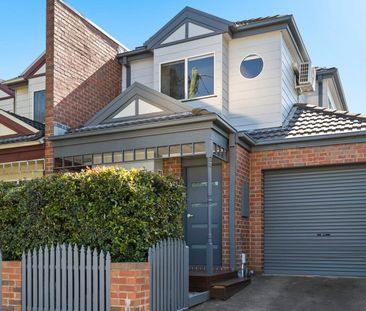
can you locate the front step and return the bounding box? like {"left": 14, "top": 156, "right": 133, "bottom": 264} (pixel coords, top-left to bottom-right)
{"left": 189, "top": 270, "right": 238, "bottom": 292}
{"left": 210, "top": 277, "right": 251, "bottom": 300}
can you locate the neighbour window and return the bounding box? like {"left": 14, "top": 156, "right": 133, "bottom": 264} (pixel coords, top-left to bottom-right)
{"left": 240, "top": 54, "right": 263, "bottom": 79}
{"left": 161, "top": 54, "right": 214, "bottom": 100}
{"left": 34, "top": 90, "right": 46, "bottom": 123}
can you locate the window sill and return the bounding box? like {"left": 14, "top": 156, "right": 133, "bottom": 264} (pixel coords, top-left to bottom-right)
{"left": 181, "top": 94, "right": 218, "bottom": 102}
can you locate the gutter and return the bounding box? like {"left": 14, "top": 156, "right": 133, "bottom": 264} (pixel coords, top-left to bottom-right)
{"left": 0, "top": 139, "right": 44, "bottom": 150}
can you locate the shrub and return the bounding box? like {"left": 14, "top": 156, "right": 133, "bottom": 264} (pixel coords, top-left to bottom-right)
{"left": 0, "top": 167, "right": 186, "bottom": 261}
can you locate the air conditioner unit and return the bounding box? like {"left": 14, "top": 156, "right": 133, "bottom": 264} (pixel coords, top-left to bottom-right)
{"left": 293, "top": 62, "right": 316, "bottom": 93}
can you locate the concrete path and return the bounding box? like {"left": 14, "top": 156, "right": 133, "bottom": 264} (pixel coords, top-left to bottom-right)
{"left": 192, "top": 276, "right": 366, "bottom": 311}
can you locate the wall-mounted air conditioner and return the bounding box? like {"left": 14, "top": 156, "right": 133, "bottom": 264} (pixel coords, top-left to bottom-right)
{"left": 293, "top": 62, "right": 316, "bottom": 93}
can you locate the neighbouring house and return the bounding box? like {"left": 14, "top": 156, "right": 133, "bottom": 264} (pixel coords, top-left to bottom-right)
{"left": 49, "top": 5, "right": 366, "bottom": 283}
{"left": 0, "top": 54, "right": 46, "bottom": 181}
{"left": 4, "top": 1, "right": 366, "bottom": 297}
{"left": 0, "top": 109, "right": 44, "bottom": 181}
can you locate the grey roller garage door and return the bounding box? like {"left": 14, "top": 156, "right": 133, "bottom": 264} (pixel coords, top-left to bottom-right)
{"left": 264, "top": 165, "right": 366, "bottom": 277}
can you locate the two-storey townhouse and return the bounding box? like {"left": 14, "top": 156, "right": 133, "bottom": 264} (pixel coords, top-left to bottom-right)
{"left": 37, "top": 3, "right": 366, "bottom": 290}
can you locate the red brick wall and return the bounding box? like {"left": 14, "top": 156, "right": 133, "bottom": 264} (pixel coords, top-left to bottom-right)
{"left": 162, "top": 157, "right": 182, "bottom": 177}
{"left": 45, "top": 0, "right": 122, "bottom": 172}
{"left": 235, "top": 145, "right": 250, "bottom": 269}
{"left": 249, "top": 143, "right": 366, "bottom": 272}
{"left": 110, "top": 262, "right": 150, "bottom": 311}
{"left": 2, "top": 261, "right": 22, "bottom": 311}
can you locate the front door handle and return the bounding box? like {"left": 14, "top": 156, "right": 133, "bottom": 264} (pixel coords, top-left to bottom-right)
{"left": 187, "top": 213, "right": 194, "bottom": 219}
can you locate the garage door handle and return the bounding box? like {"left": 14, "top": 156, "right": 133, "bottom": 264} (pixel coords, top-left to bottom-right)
{"left": 316, "top": 233, "right": 331, "bottom": 237}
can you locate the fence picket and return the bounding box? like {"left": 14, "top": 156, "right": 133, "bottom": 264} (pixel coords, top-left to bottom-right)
{"left": 27, "top": 250, "right": 32, "bottom": 311}
{"left": 38, "top": 247, "right": 43, "bottom": 311}
{"left": 80, "top": 246, "right": 86, "bottom": 311}
{"left": 105, "top": 252, "right": 111, "bottom": 311}
{"left": 99, "top": 251, "right": 105, "bottom": 311}
{"left": 32, "top": 249, "right": 37, "bottom": 311}
{"left": 67, "top": 244, "right": 73, "bottom": 311}
{"left": 93, "top": 249, "right": 98, "bottom": 311}
{"left": 45, "top": 246, "right": 50, "bottom": 311}
{"left": 50, "top": 245, "right": 55, "bottom": 311}
{"left": 86, "top": 247, "right": 92, "bottom": 311}
{"left": 74, "top": 245, "right": 79, "bottom": 311}
{"left": 56, "top": 245, "right": 61, "bottom": 311}
{"left": 61, "top": 244, "right": 67, "bottom": 311}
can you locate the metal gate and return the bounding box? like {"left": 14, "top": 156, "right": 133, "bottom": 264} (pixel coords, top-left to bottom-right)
{"left": 264, "top": 165, "right": 366, "bottom": 277}
{"left": 21, "top": 244, "right": 111, "bottom": 311}
{"left": 149, "top": 238, "right": 189, "bottom": 311}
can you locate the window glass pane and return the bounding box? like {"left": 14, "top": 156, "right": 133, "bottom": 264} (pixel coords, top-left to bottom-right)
{"left": 135, "top": 149, "right": 146, "bottom": 161}
{"left": 73, "top": 155, "right": 83, "bottom": 166}
{"left": 113, "top": 152, "right": 123, "bottom": 163}
{"left": 240, "top": 54, "right": 263, "bottom": 79}
{"left": 146, "top": 148, "right": 156, "bottom": 160}
{"left": 157, "top": 146, "right": 169, "bottom": 158}
{"left": 54, "top": 158, "right": 63, "bottom": 168}
{"left": 182, "top": 144, "right": 193, "bottom": 155}
{"left": 124, "top": 150, "right": 134, "bottom": 162}
{"left": 34, "top": 90, "right": 46, "bottom": 123}
{"left": 161, "top": 61, "right": 185, "bottom": 100}
{"left": 83, "top": 154, "right": 93, "bottom": 166}
{"left": 93, "top": 154, "right": 102, "bottom": 165}
{"left": 103, "top": 153, "right": 113, "bottom": 164}
{"left": 194, "top": 142, "right": 205, "bottom": 154}
{"left": 188, "top": 55, "right": 214, "bottom": 98}
{"left": 169, "top": 145, "right": 181, "bottom": 157}
{"left": 64, "top": 157, "right": 73, "bottom": 167}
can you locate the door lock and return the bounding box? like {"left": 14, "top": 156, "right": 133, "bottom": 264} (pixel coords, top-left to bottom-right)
{"left": 187, "top": 213, "right": 194, "bottom": 219}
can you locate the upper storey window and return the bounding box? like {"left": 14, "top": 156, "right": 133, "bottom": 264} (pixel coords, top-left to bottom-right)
{"left": 34, "top": 90, "right": 46, "bottom": 123}
{"left": 161, "top": 54, "right": 214, "bottom": 100}
{"left": 240, "top": 54, "right": 263, "bottom": 79}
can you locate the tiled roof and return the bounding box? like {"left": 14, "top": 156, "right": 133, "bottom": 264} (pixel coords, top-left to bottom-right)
{"left": 0, "top": 110, "right": 44, "bottom": 145}
{"left": 244, "top": 104, "right": 366, "bottom": 142}
{"left": 3, "top": 110, "right": 45, "bottom": 131}
{"left": 69, "top": 111, "right": 208, "bottom": 134}
{"left": 233, "top": 15, "right": 285, "bottom": 27}
{"left": 0, "top": 132, "right": 44, "bottom": 145}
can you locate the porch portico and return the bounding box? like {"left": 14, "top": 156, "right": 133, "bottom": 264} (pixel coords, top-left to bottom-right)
{"left": 50, "top": 83, "right": 238, "bottom": 275}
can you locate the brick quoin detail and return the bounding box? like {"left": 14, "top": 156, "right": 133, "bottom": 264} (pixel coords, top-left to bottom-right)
{"left": 110, "top": 262, "right": 150, "bottom": 311}
{"left": 1, "top": 261, "right": 22, "bottom": 311}
{"left": 249, "top": 143, "right": 366, "bottom": 272}
{"left": 45, "top": 0, "right": 122, "bottom": 172}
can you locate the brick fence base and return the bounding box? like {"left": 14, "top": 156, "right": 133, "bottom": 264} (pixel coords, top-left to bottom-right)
{"left": 1, "top": 261, "right": 150, "bottom": 311}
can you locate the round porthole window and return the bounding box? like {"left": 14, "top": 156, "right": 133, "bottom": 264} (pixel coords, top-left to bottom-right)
{"left": 240, "top": 54, "right": 263, "bottom": 79}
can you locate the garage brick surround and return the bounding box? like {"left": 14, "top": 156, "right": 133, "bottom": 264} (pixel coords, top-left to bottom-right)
{"left": 248, "top": 142, "right": 366, "bottom": 272}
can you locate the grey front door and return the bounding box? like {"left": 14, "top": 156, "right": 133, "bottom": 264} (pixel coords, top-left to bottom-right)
{"left": 186, "top": 165, "right": 222, "bottom": 266}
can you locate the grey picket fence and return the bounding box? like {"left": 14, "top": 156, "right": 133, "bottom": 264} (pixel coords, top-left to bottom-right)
{"left": 149, "top": 238, "right": 189, "bottom": 311}
{"left": 21, "top": 244, "right": 110, "bottom": 311}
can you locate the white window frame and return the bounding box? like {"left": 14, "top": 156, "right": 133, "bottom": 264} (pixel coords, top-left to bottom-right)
{"left": 159, "top": 52, "right": 216, "bottom": 101}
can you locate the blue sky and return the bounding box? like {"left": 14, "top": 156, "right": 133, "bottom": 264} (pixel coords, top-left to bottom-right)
{"left": 1, "top": 0, "right": 365, "bottom": 113}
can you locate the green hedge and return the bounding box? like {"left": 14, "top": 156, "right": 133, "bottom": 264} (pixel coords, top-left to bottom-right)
{"left": 0, "top": 167, "right": 186, "bottom": 262}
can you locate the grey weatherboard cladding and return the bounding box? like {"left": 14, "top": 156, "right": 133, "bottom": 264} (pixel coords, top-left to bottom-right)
{"left": 264, "top": 165, "right": 366, "bottom": 277}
